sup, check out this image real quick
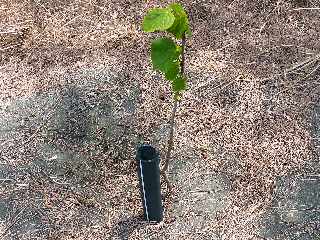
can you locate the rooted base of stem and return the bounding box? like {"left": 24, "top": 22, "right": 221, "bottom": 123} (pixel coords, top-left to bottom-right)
{"left": 162, "top": 172, "right": 172, "bottom": 198}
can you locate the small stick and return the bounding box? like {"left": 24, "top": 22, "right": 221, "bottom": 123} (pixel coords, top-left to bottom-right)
{"left": 292, "top": 7, "right": 320, "bottom": 11}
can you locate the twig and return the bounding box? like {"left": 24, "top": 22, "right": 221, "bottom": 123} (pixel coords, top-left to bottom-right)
{"left": 292, "top": 7, "right": 320, "bottom": 11}
{"left": 0, "top": 206, "right": 28, "bottom": 240}
{"left": 284, "top": 53, "right": 320, "bottom": 74}
{"left": 301, "top": 61, "right": 320, "bottom": 81}
{"left": 0, "top": 45, "right": 20, "bottom": 51}
{"left": 0, "top": 31, "right": 20, "bottom": 34}
{"left": 59, "top": 14, "right": 85, "bottom": 30}
{"left": 187, "top": 77, "right": 236, "bottom": 96}
{"left": 0, "top": 178, "right": 13, "bottom": 182}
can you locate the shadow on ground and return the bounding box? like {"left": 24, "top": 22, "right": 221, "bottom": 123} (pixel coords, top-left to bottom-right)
{"left": 259, "top": 173, "right": 320, "bottom": 240}
{"left": 111, "top": 215, "right": 149, "bottom": 240}
{"left": 0, "top": 68, "right": 140, "bottom": 239}
{"left": 258, "top": 101, "right": 320, "bottom": 240}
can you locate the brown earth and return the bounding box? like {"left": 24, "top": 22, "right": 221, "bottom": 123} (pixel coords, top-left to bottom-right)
{"left": 0, "top": 0, "right": 319, "bottom": 239}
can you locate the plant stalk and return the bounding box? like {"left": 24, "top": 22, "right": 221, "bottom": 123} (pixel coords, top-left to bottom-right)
{"left": 161, "top": 34, "right": 186, "bottom": 195}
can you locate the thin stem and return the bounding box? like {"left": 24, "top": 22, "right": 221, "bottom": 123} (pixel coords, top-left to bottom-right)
{"left": 181, "top": 35, "right": 186, "bottom": 75}
{"left": 161, "top": 34, "right": 186, "bottom": 190}
{"left": 161, "top": 96, "right": 178, "bottom": 173}
{"left": 162, "top": 172, "right": 172, "bottom": 197}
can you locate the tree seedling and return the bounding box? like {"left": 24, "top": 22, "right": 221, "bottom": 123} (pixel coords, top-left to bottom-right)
{"left": 142, "top": 3, "right": 191, "bottom": 195}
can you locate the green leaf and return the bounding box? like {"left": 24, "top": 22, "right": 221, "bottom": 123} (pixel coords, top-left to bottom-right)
{"left": 164, "top": 63, "right": 180, "bottom": 80}
{"left": 142, "top": 8, "right": 175, "bottom": 32}
{"left": 167, "top": 3, "right": 191, "bottom": 39}
{"left": 172, "top": 75, "right": 187, "bottom": 92}
{"left": 151, "top": 37, "right": 181, "bottom": 81}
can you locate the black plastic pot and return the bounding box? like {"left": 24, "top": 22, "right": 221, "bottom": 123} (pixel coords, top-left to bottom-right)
{"left": 136, "top": 144, "right": 163, "bottom": 223}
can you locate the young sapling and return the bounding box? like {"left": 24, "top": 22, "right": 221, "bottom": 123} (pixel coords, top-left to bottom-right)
{"left": 142, "top": 3, "right": 191, "bottom": 195}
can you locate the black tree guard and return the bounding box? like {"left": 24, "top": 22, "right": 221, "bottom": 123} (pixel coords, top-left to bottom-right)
{"left": 136, "top": 145, "right": 163, "bottom": 222}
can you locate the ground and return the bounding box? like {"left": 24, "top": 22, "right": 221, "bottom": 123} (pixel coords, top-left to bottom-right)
{"left": 0, "top": 0, "right": 319, "bottom": 239}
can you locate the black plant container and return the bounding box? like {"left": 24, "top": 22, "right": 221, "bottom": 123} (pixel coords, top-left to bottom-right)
{"left": 136, "top": 144, "right": 163, "bottom": 222}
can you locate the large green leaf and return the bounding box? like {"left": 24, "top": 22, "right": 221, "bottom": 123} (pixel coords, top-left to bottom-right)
{"left": 142, "top": 8, "right": 175, "bottom": 32}
{"left": 167, "top": 3, "right": 191, "bottom": 39}
{"left": 151, "top": 37, "right": 181, "bottom": 81}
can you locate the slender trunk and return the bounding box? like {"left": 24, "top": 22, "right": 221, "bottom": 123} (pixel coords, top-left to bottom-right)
{"left": 161, "top": 97, "right": 178, "bottom": 173}
{"left": 161, "top": 34, "right": 186, "bottom": 195}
